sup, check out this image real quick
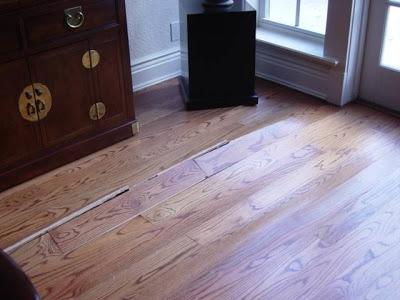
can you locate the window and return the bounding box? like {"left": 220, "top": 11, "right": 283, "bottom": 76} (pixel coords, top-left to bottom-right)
{"left": 260, "top": 0, "right": 329, "bottom": 38}
{"left": 380, "top": 2, "right": 400, "bottom": 71}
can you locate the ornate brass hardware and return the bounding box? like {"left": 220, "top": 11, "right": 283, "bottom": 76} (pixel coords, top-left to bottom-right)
{"left": 89, "top": 102, "right": 106, "bottom": 120}
{"left": 34, "top": 83, "right": 52, "bottom": 120}
{"left": 19, "top": 83, "right": 52, "bottom": 122}
{"left": 19, "top": 85, "right": 38, "bottom": 122}
{"left": 26, "top": 102, "right": 37, "bottom": 117}
{"left": 65, "top": 6, "right": 85, "bottom": 29}
{"left": 82, "top": 50, "right": 100, "bottom": 69}
{"left": 25, "top": 91, "right": 33, "bottom": 99}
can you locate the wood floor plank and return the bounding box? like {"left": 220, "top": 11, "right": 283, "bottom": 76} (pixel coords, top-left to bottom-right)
{"left": 142, "top": 144, "right": 321, "bottom": 225}
{"left": 184, "top": 127, "right": 392, "bottom": 247}
{"left": 0, "top": 98, "right": 334, "bottom": 246}
{"left": 50, "top": 159, "right": 206, "bottom": 253}
{"left": 11, "top": 216, "right": 165, "bottom": 299}
{"left": 143, "top": 107, "right": 395, "bottom": 226}
{"left": 194, "top": 117, "right": 305, "bottom": 176}
{"left": 4, "top": 78, "right": 400, "bottom": 300}
{"left": 11, "top": 141, "right": 400, "bottom": 299}
{"left": 0, "top": 107, "right": 233, "bottom": 218}
{"left": 4, "top": 186, "right": 129, "bottom": 254}
{"left": 134, "top": 78, "right": 184, "bottom": 126}
{"left": 223, "top": 99, "right": 338, "bottom": 143}
{"left": 79, "top": 236, "right": 199, "bottom": 300}
{"left": 10, "top": 233, "right": 62, "bottom": 273}
{"left": 194, "top": 102, "right": 339, "bottom": 178}
{"left": 0, "top": 105, "right": 247, "bottom": 249}
{"left": 227, "top": 170, "right": 400, "bottom": 300}
{"left": 10, "top": 144, "right": 321, "bottom": 299}
{"left": 0, "top": 80, "right": 340, "bottom": 249}
{"left": 98, "top": 148, "right": 400, "bottom": 300}
{"left": 167, "top": 152, "right": 400, "bottom": 300}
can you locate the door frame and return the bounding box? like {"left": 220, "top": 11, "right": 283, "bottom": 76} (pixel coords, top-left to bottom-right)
{"left": 357, "top": 0, "right": 400, "bottom": 111}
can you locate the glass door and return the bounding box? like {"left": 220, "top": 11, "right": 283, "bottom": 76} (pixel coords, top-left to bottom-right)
{"left": 360, "top": 0, "right": 400, "bottom": 111}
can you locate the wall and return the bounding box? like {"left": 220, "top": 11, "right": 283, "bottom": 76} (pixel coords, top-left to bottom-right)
{"left": 126, "top": 0, "right": 181, "bottom": 90}
{"left": 126, "top": 0, "right": 363, "bottom": 105}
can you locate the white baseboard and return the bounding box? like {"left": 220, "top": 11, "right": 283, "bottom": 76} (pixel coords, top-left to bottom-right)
{"left": 131, "top": 44, "right": 334, "bottom": 104}
{"left": 131, "top": 48, "right": 181, "bottom": 92}
{"left": 255, "top": 43, "right": 331, "bottom": 101}
{"left": 256, "top": 71, "right": 327, "bottom": 100}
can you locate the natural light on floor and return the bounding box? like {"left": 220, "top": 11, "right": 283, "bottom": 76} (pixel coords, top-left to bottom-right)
{"left": 381, "top": 5, "right": 400, "bottom": 72}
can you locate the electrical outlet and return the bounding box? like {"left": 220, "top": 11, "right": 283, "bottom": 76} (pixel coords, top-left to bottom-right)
{"left": 170, "top": 22, "right": 180, "bottom": 42}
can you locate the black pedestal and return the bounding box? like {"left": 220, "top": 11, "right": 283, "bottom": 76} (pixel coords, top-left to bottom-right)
{"left": 179, "top": 0, "right": 258, "bottom": 110}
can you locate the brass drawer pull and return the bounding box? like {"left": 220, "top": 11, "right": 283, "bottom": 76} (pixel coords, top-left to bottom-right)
{"left": 65, "top": 6, "right": 85, "bottom": 29}
{"left": 89, "top": 102, "right": 106, "bottom": 120}
{"left": 82, "top": 50, "right": 100, "bottom": 69}
{"left": 19, "top": 83, "right": 52, "bottom": 122}
{"left": 19, "top": 85, "right": 38, "bottom": 122}
{"left": 34, "top": 83, "right": 52, "bottom": 120}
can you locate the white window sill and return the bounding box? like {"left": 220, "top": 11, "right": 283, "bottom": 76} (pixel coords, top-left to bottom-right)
{"left": 256, "top": 27, "right": 339, "bottom": 68}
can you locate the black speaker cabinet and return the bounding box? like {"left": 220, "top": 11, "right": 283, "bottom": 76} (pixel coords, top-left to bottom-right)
{"left": 179, "top": 0, "right": 258, "bottom": 110}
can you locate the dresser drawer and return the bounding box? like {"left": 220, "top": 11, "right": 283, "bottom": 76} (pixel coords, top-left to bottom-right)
{"left": 24, "top": 0, "right": 118, "bottom": 46}
{"left": 0, "top": 0, "right": 18, "bottom": 12}
{"left": 0, "top": 15, "right": 21, "bottom": 56}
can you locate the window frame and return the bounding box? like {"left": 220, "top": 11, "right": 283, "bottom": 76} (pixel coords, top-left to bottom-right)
{"left": 258, "top": 0, "right": 327, "bottom": 41}
{"left": 379, "top": 0, "right": 400, "bottom": 72}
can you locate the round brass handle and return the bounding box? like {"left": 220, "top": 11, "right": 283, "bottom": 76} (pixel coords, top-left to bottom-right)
{"left": 89, "top": 102, "right": 106, "bottom": 120}
{"left": 65, "top": 11, "right": 84, "bottom": 29}
{"left": 19, "top": 83, "right": 52, "bottom": 122}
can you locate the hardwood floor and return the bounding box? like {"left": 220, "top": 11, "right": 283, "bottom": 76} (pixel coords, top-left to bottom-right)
{"left": 2, "top": 78, "right": 400, "bottom": 299}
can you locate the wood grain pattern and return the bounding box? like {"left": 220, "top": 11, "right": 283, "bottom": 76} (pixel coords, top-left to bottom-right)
{"left": 142, "top": 144, "right": 321, "bottom": 225}
{"left": 142, "top": 108, "right": 396, "bottom": 226}
{"left": 11, "top": 216, "right": 166, "bottom": 299}
{"left": 10, "top": 233, "right": 62, "bottom": 273}
{"left": 4, "top": 78, "right": 400, "bottom": 300}
{"left": 0, "top": 103, "right": 244, "bottom": 248}
{"left": 194, "top": 117, "right": 305, "bottom": 176}
{"left": 168, "top": 152, "right": 400, "bottom": 300}
{"left": 50, "top": 160, "right": 206, "bottom": 253}
{"left": 123, "top": 153, "right": 400, "bottom": 300}
{"left": 4, "top": 186, "right": 129, "bottom": 254}
{"left": 0, "top": 79, "right": 336, "bottom": 249}
{"left": 79, "top": 236, "right": 199, "bottom": 300}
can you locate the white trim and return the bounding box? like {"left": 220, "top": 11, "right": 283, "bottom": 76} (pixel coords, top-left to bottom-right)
{"left": 256, "top": 46, "right": 330, "bottom": 101}
{"left": 256, "top": 72, "right": 327, "bottom": 100}
{"left": 130, "top": 41, "right": 334, "bottom": 103}
{"left": 131, "top": 48, "right": 181, "bottom": 92}
{"left": 295, "top": 0, "right": 301, "bottom": 27}
{"left": 341, "top": 0, "right": 371, "bottom": 105}
{"left": 256, "top": 28, "right": 338, "bottom": 67}
{"left": 259, "top": 0, "right": 327, "bottom": 38}
{"left": 259, "top": 19, "right": 325, "bottom": 41}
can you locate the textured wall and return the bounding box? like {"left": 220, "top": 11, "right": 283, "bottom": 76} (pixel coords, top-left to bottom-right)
{"left": 125, "top": 0, "right": 180, "bottom": 62}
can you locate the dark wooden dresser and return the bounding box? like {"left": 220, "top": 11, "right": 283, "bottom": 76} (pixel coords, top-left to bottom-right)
{"left": 0, "top": 0, "right": 136, "bottom": 192}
